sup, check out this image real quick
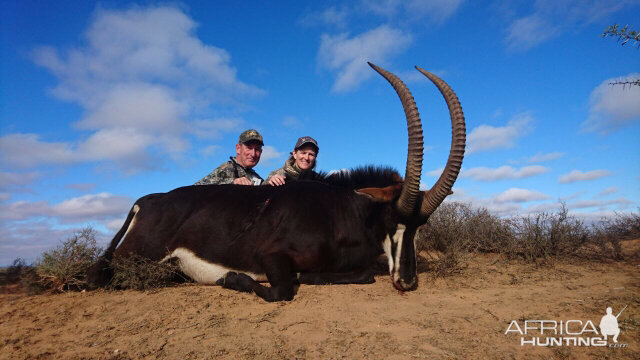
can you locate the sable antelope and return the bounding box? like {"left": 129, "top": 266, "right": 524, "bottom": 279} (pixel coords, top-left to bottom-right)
{"left": 87, "top": 63, "right": 466, "bottom": 302}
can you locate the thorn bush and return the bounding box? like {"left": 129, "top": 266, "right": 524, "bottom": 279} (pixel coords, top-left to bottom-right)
{"left": 33, "top": 227, "right": 102, "bottom": 293}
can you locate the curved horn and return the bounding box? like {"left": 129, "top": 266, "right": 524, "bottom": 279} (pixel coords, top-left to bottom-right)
{"left": 368, "top": 62, "right": 424, "bottom": 218}
{"left": 415, "top": 66, "right": 466, "bottom": 218}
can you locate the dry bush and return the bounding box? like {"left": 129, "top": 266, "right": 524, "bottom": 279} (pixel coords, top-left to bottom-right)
{"left": 3, "top": 258, "right": 29, "bottom": 284}
{"left": 417, "top": 202, "right": 513, "bottom": 276}
{"left": 32, "top": 227, "right": 102, "bottom": 293}
{"left": 13, "top": 225, "right": 187, "bottom": 293}
{"left": 108, "top": 254, "right": 189, "bottom": 291}
{"left": 1, "top": 258, "right": 46, "bottom": 295}
{"left": 19, "top": 266, "right": 46, "bottom": 295}
{"left": 509, "top": 205, "right": 588, "bottom": 261}
{"left": 417, "top": 202, "right": 639, "bottom": 275}
{"left": 584, "top": 211, "right": 640, "bottom": 260}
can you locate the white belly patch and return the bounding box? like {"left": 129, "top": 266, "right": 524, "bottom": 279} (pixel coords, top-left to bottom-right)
{"left": 161, "top": 247, "right": 266, "bottom": 284}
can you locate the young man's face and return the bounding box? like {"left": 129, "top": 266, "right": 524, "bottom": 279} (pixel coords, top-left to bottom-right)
{"left": 235, "top": 141, "right": 262, "bottom": 168}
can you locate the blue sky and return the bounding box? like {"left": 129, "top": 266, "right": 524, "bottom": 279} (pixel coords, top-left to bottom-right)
{"left": 1, "top": 0, "right": 639, "bottom": 265}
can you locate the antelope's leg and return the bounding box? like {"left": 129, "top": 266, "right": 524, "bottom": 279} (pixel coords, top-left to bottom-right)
{"left": 218, "top": 254, "right": 295, "bottom": 302}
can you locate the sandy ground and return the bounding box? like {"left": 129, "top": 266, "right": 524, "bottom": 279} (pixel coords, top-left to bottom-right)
{"left": 1, "top": 243, "right": 639, "bottom": 360}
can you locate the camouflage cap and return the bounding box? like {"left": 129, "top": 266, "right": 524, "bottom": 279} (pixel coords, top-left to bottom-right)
{"left": 238, "top": 129, "right": 264, "bottom": 145}
{"left": 294, "top": 136, "right": 319, "bottom": 152}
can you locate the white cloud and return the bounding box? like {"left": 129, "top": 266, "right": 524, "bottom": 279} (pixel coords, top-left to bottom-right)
{"left": 462, "top": 165, "right": 550, "bottom": 181}
{"left": 0, "top": 220, "right": 114, "bottom": 266}
{"left": 569, "top": 198, "right": 633, "bottom": 210}
{"left": 494, "top": 188, "right": 550, "bottom": 203}
{"left": 0, "top": 200, "right": 50, "bottom": 221}
{"left": 299, "top": 6, "right": 349, "bottom": 28}
{"left": 318, "top": 25, "right": 412, "bottom": 92}
{"left": 527, "top": 151, "right": 564, "bottom": 163}
{"left": 362, "top": 0, "right": 463, "bottom": 23}
{"left": 52, "top": 193, "right": 132, "bottom": 222}
{"left": 559, "top": 169, "right": 612, "bottom": 183}
{"left": 568, "top": 209, "right": 636, "bottom": 224}
{"left": 0, "top": 222, "right": 78, "bottom": 265}
{"left": 190, "top": 118, "right": 244, "bottom": 139}
{"left": 0, "top": 129, "right": 169, "bottom": 172}
{"left": 0, "top": 193, "right": 132, "bottom": 222}
{"left": 523, "top": 202, "right": 564, "bottom": 214}
{"left": 582, "top": 73, "right": 640, "bottom": 134}
{"left": 33, "top": 6, "right": 261, "bottom": 108}
{"left": 0, "top": 134, "right": 76, "bottom": 168}
{"left": 0, "top": 171, "right": 40, "bottom": 189}
{"left": 65, "top": 183, "right": 97, "bottom": 193}
{"left": 106, "top": 218, "right": 127, "bottom": 232}
{"left": 559, "top": 191, "right": 586, "bottom": 202}
{"left": 506, "top": 14, "right": 558, "bottom": 51}
{"left": 76, "top": 84, "right": 186, "bottom": 132}
{"left": 199, "top": 145, "right": 221, "bottom": 157}
{"left": 467, "top": 112, "right": 533, "bottom": 153}
{"left": 404, "top": 0, "right": 464, "bottom": 21}
{"left": 426, "top": 167, "right": 444, "bottom": 177}
{"left": 282, "top": 116, "right": 303, "bottom": 128}
{"left": 445, "top": 192, "right": 523, "bottom": 216}
{"left": 3, "top": 6, "right": 261, "bottom": 173}
{"left": 260, "top": 146, "right": 283, "bottom": 163}
{"left": 504, "top": 0, "right": 635, "bottom": 51}
{"left": 597, "top": 187, "right": 618, "bottom": 197}
{"left": 79, "top": 128, "right": 160, "bottom": 160}
{"left": 483, "top": 202, "right": 523, "bottom": 217}
{"left": 433, "top": 184, "right": 634, "bottom": 219}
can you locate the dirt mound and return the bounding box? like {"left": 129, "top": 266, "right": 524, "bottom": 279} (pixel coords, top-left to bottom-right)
{"left": 2, "top": 248, "right": 639, "bottom": 359}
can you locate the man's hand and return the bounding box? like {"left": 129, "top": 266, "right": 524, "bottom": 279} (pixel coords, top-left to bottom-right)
{"left": 267, "top": 174, "right": 286, "bottom": 186}
{"left": 233, "top": 177, "right": 253, "bottom": 185}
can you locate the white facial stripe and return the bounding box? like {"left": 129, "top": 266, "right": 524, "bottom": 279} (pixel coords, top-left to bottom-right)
{"left": 383, "top": 236, "right": 393, "bottom": 275}
{"left": 392, "top": 226, "right": 406, "bottom": 282}
{"left": 161, "top": 247, "right": 266, "bottom": 284}
{"left": 393, "top": 235, "right": 403, "bottom": 281}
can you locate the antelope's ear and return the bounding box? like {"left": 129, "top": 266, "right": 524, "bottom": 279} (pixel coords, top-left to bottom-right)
{"left": 355, "top": 184, "right": 403, "bottom": 202}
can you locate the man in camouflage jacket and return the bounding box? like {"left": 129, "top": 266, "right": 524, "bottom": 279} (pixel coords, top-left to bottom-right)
{"left": 195, "top": 129, "right": 265, "bottom": 186}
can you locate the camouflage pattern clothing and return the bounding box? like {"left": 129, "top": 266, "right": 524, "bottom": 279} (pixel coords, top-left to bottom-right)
{"left": 195, "top": 157, "right": 264, "bottom": 185}
{"left": 266, "top": 157, "right": 317, "bottom": 183}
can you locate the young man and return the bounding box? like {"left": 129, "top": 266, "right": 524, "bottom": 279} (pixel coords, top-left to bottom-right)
{"left": 195, "top": 129, "right": 265, "bottom": 185}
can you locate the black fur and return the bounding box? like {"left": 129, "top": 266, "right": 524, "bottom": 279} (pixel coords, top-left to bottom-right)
{"left": 87, "top": 165, "right": 417, "bottom": 302}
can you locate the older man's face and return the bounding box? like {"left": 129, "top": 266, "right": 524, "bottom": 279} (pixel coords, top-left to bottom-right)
{"left": 235, "top": 141, "right": 262, "bottom": 168}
